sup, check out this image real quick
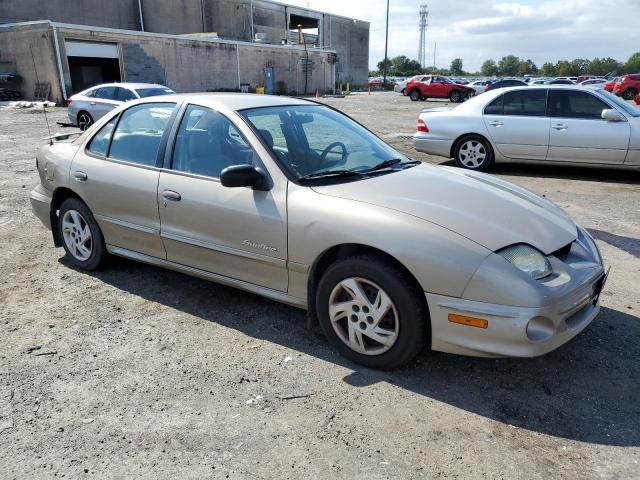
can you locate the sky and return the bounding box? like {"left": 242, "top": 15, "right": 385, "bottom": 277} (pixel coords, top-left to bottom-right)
{"left": 284, "top": 0, "right": 640, "bottom": 72}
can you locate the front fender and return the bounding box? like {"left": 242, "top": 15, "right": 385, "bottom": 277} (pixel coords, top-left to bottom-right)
{"left": 287, "top": 183, "right": 491, "bottom": 300}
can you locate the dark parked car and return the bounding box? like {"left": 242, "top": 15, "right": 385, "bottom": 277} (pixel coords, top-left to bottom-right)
{"left": 485, "top": 79, "right": 527, "bottom": 91}
{"left": 546, "top": 79, "right": 576, "bottom": 85}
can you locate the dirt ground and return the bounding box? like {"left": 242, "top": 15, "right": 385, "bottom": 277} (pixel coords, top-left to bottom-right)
{"left": 1, "top": 92, "right": 639, "bottom": 479}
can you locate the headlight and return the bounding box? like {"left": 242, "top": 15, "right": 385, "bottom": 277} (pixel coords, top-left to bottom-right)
{"left": 497, "top": 244, "right": 552, "bottom": 280}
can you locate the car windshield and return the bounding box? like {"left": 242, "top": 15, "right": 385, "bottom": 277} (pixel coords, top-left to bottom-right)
{"left": 135, "top": 87, "right": 175, "bottom": 98}
{"left": 596, "top": 90, "right": 640, "bottom": 117}
{"left": 240, "top": 105, "right": 411, "bottom": 182}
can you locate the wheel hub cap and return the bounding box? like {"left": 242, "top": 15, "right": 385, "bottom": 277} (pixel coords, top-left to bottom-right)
{"left": 328, "top": 277, "right": 399, "bottom": 355}
{"left": 62, "top": 210, "right": 92, "bottom": 261}
{"left": 459, "top": 140, "right": 487, "bottom": 168}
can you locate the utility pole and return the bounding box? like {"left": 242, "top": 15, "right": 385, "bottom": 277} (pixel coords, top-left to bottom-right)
{"left": 383, "top": 0, "right": 390, "bottom": 86}
{"left": 433, "top": 41, "right": 437, "bottom": 72}
{"left": 418, "top": 4, "right": 428, "bottom": 69}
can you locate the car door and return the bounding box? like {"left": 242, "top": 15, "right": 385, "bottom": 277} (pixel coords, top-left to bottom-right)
{"left": 157, "top": 104, "right": 288, "bottom": 291}
{"left": 430, "top": 76, "right": 447, "bottom": 97}
{"left": 70, "top": 102, "right": 179, "bottom": 258}
{"left": 89, "top": 86, "right": 121, "bottom": 121}
{"left": 483, "top": 89, "right": 550, "bottom": 160}
{"left": 546, "top": 89, "right": 630, "bottom": 163}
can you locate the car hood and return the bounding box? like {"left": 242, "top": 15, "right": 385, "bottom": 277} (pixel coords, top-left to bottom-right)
{"left": 312, "top": 164, "right": 577, "bottom": 254}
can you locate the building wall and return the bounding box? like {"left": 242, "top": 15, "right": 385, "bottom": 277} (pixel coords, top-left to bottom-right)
{"left": 0, "top": 23, "right": 333, "bottom": 102}
{"left": 0, "top": 23, "right": 63, "bottom": 101}
{"left": 0, "top": 0, "right": 369, "bottom": 90}
{"left": 0, "top": 0, "right": 141, "bottom": 29}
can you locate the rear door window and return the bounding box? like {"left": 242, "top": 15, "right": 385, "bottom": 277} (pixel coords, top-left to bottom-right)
{"left": 108, "top": 103, "right": 177, "bottom": 166}
{"left": 87, "top": 116, "right": 118, "bottom": 156}
{"left": 502, "top": 90, "right": 547, "bottom": 116}
{"left": 484, "top": 95, "right": 504, "bottom": 115}
{"left": 547, "top": 90, "right": 609, "bottom": 119}
{"left": 94, "top": 87, "right": 117, "bottom": 100}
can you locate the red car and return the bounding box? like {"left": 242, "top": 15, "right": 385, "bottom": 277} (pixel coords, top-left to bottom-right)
{"left": 603, "top": 79, "right": 618, "bottom": 92}
{"left": 613, "top": 73, "right": 640, "bottom": 100}
{"left": 403, "top": 75, "right": 474, "bottom": 103}
{"left": 634, "top": 93, "right": 640, "bottom": 106}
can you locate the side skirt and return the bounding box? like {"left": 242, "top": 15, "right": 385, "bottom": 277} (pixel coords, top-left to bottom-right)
{"left": 106, "top": 245, "right": 307, "bottom": 309}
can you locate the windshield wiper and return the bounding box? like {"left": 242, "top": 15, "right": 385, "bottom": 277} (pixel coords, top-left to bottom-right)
{"left": 364, "top": 159, "right": 421, "bottom": 173}
{"left": 367, "top": 158, "right": 403, "bottom": 171}
{"left": 297, "top": 169, "right": 364, "bottom": 182}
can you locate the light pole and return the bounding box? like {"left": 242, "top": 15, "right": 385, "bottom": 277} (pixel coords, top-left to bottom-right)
{"left": 383, "top": 0, "right": 390, "bottom": 86}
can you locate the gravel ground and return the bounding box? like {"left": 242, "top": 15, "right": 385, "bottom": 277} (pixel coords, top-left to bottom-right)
{"left": 1, "top": 94, "right": 639, "bottom": 479}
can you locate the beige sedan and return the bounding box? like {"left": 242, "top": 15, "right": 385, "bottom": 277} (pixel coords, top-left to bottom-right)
{"left": 30, "top": 94, "right": 606, "bottom": 368}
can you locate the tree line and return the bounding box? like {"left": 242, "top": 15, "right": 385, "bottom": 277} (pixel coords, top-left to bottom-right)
{"left": 371, "top": 52, "right": 640, "bottom": 77}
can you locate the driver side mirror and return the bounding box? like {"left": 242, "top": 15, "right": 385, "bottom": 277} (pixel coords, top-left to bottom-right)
{"left": 220, "top": 164, "right": 270, "bottom": 191}
{"left": 601, "top": 109, "right": 624, "bottom": 122}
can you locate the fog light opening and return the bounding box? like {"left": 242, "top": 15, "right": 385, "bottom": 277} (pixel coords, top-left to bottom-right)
{"left": 526, "top": 316, "right": 555, "bottom": 342}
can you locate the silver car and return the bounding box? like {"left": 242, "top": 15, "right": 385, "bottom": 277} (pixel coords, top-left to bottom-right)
{"left": 67, "top": 83, "right": 175, "bottom": 131}
{"left": 30, "top": 94, "right": 606, "bottom": 368}
{"left": 414, "top": 85, "right": 640, "bottom": 171}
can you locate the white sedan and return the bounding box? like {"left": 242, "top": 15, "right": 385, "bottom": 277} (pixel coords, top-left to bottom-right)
{"left": 578, "top": 78, "right": 608, "bottom": 89}
{"left": 414, "top": 85, "right": 640, "bottom": 171}
{"left": 468, "top": 80, "right": 490, "bottom": 94}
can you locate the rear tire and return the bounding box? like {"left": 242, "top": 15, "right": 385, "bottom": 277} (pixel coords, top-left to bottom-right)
{"left": 622, "top": 88, "right": 638, "bottom": 100}
{"left": 77, "top": 111, "right": 94, "bottom": 131}
{"left": 316, "top": 255, "right": 428, "bottom": 370}
{"left": 57, "top": 198, "right": 108, "bottom": 271}
{"left": 453, "top": 135, "right": 494, "bottom": 171}
{"left": 409, "top": 89, "right": 421, "bottom": 101}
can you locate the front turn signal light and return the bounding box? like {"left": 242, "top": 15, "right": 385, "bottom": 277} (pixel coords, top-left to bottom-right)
{"left": 448, "top": 314, "right": 488, "bottom": 329}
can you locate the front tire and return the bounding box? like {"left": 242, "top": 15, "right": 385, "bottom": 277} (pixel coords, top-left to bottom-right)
{"left": 622, "top": 88, "right": 638, "bottom": 100}
{"left": 449, "top": 90, "right": 462, "bottom": 103}
{"left": 453, "top": 135, "right": 494, "bottom": 171}
{"left": 58, "top": 198, "right": 107, "bottom": 270}
{"left": 316, "top": 255, "right": 428, "bottom": 370}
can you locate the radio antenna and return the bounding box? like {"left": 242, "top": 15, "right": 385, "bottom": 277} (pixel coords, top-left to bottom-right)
{"left": 29, "top": 45, "right": 53, "bottom": 145}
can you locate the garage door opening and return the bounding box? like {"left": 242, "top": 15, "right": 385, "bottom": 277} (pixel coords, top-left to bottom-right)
{"left": 289, "top": 14, "right": 319, "bottom": 47}
{"left": 65, "top": 41, "right": 121, "bottom": 94}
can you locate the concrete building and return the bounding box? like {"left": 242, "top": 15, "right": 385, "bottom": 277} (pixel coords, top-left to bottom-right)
{"left": 0, "top": 0, "right": 369, "bottom": 103}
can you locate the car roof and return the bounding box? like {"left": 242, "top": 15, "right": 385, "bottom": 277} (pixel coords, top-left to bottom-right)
{"left": 85, "top": 83, "right": 170, "bottom": 91}
{"left": 134, "top": 93, "right": 316, "bottom": 112}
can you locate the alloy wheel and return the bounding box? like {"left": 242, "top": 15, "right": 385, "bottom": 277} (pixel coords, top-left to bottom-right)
{"left": 458, "top": 140, "right": 487, "bottom": 168}
{"left": 61, "top": 209, "right": 93, "bottom": 261}
{"left": 78, "top": 113, "right": 93, "bottom": 131}
{"left": 450, "top": 91, "right": 461, "bottom": 102}
{"left": 328, "top": 277, "right": 399, "bottom": 355}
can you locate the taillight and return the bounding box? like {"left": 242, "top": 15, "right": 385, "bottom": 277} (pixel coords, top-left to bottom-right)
{"left": 65, "top": 98, "right": 72, "bottom": 106}
{"left": 417, "top": 119, "right": 429, "bottom": 133}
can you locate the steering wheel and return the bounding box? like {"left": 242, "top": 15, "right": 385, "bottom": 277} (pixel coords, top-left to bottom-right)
{"left": 319, "top": 141, "right": 348, "bottom": 165}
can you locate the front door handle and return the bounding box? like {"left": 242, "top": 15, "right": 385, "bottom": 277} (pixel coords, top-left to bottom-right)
{"left": 552, "top": 124, "right": 568, "bottom": 130}
{"left": 90, "top": 102, "right": 96, "bottom": 105}
{"left": 489, "top": 121, "right": 503, "bottom": 127}
{"left": 73, "top": 171, "right": 88, "bottom": 181}
{"left": 161, "top": 190, "right": 181, "bottom": 201}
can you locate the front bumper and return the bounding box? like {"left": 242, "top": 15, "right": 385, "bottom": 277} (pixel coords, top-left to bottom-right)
{"left": 427, "top": 284, "right": 602, "bottom": 358}
{"left": 30, "top": 184, "right": 53, "bottom": 230}
{"left": 427, "top": 227, "right": 605, "bottom": 358}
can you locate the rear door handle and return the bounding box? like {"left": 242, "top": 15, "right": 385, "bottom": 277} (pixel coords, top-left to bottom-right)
{"left": 73, "top": 171, "right": 87, "bottom": 181}
{"left": 489, "top": 121, "right": 503, "bottom": 127}
{"left": 161, "top": 190, "right": 181, "bottom": 201}
{"left": 90, "top": 102, "right": 96, "bottom": 105}
{"left": 552, "top": 124, "right": 568, "bottom": 130}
